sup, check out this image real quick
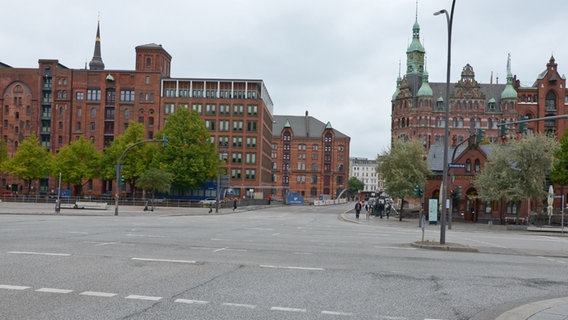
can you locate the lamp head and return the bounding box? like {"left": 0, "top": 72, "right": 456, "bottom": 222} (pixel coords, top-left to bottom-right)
{"left": 434, "top": 9, "right": 447, "bottom": 16}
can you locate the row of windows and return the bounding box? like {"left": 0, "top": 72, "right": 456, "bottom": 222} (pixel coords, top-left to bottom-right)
{"left": 272, "top": 162, "right": 344, "bottom": 172}
{"left": 163, "top": 88, "right": 259, "bottom": 100}
{"left": 397, "top": 116, "right": 527, "bottom": 130}
{"left": 164, "top": 103, "right": 258, "bottom": 116}
{"left": 216, "top": 136, "right": 257, "bottom": 148}
{"left": 205, "top": 120, "right": 258, "bottom": 132}
{"left": 230, "top": 169, "right": 256, "bottom": 180}
{"left": 273, "top": 175, "right": 344, "bottom": 186}
{"left": 75, "top": 90, "right": 151, "bottom": 104}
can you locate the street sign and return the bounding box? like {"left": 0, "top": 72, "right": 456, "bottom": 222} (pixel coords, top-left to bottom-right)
{"left": 449, "top": 163, "right": 466, "bottom": 168}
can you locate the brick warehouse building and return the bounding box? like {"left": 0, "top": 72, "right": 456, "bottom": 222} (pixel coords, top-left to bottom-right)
{"left": 393, "top": 15, "right": 568, "bottom": 221}
{"left": 0, "top": 21, "right": 349, "bottom": 199}
{"left": 271, "top": 112, "right": 350, "bottom": 199}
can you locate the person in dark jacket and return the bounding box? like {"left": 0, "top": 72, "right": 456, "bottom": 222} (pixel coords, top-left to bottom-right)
{"left": 354, "top": 201, "right": 362, "bottom": 219}
{"left": 233, "top": 199, "right": 238, "bottom": 211}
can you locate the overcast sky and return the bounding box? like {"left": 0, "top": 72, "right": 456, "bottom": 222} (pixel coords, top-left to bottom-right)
{"left": 2, "top": 0, "right": 568, "bottom": 159}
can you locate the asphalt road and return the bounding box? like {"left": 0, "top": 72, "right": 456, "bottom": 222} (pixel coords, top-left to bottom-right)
{"left": 0, "top": 203, "right": 567, "bottom": 319}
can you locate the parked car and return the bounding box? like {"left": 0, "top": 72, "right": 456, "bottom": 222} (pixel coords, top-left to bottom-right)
{"left": 199, "top": 198, "right": 217, "bottom": 205}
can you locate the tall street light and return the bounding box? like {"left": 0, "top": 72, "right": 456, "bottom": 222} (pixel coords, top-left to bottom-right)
{"left": 434, "top": 0, "right": 456, "bottom": 244}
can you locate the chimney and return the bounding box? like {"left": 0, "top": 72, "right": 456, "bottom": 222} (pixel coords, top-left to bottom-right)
{"left": 305, "top": 110, "right": 309, "bottom": 137}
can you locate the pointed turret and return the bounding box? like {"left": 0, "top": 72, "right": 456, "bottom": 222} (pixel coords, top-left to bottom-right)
{"left": 406, "top": 3, "right": 425, "bottom": 77}
{"left": 501, "top": 53, "right": 517, "bottom": 100}
{"left": 89, "top": 19, "right": 105, "bottom": 71}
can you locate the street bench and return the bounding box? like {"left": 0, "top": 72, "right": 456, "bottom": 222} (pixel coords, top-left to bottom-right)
{"left": 73, "top": 201, "right": 109, "bottom": 210}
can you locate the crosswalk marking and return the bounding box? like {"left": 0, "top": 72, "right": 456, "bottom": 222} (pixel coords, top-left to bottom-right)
{"left": 36, "top": 288, "right": 73, "bottom": 294}
{"left": 0, "top": 284, "right": 30, "bottom": 290}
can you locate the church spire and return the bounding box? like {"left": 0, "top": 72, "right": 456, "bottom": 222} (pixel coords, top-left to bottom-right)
{"left": 89, "top": 16, "right": 105, "bottom": 71}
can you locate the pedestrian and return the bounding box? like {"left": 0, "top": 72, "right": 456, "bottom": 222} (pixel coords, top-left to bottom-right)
{"left": 385, "top": 202, "right": 391, "bottom": 219}
{"left": 354, "top": 201, "right": 362, "bottom": 219}
{"left": 233, "top": 199, "right": 238, "bottom": 211}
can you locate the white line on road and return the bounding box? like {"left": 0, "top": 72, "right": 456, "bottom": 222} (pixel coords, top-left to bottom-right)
{"left": 222, "top": 302, "right": 257, "bottom": 309}
{"left": 213, "top": 247, "right": 227, "bottom": 252}
{"left": 271, "top": 233, "right": 281, "bottom": 236}
{"left": 0, "top": 284, "right": 30, "bottom": 290}
{"left": 36, "top": 288, "right": 73, "bottom": 294}
{"left": 293, "top": 252, "right": 314, "bottom": 255}
{"left": 271, "top": 306, "right": 307, "bottom": 313}
{"left": 8, "top": 251, "right": 71, "bottom": 257}
{"left": 80, "top": 291, "right": 117, "bottom": 297}
{"left": 126, "top": 234, "right": 167, "bottom": 238}
{"left": 131, "top": 258, "right": 196, "bottom": 264}
{"left": 322, "top": 310, "right": 354, "bottom": 316}
{"left": 247, "top": 227, "right": 274, "bottom": 231}
{"left": 125, "top": 295, "right": 162, "bottom": 301}
{"left": 175, "top": 299, "right": 209, "bottom": 304}
{"left": 260, "top": 264, "right": 325, "bottom": 271}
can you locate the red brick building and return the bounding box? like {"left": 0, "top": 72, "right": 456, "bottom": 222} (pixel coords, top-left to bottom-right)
{"left": 271, "top": 112, "right": 350, "bottom": 200}
{"left": 0, "top": 21, "right": 349, "bottom": 201}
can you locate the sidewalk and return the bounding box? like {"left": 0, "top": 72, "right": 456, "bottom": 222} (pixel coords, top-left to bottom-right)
{"left": 339, "top": 210, "right": 568, "bottom": 320}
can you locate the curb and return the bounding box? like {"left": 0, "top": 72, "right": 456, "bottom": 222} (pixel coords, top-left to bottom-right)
{"left": 495, "top": 297, "right": 568, "bottom": 320}
{"left": 410, "top": 241, "right": 479, "bottom": 252}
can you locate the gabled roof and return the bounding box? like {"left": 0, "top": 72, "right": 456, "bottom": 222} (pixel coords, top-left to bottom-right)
{"left": 273, "top": 114, "right": 349, "bottom": 139}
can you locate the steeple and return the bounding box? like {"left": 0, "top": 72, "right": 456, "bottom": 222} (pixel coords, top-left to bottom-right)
{"left": 89, "top": 17, "right": 105, "bottom": 71}
{"left": 501, "top": 53, "right": 517, "bottom": 100}
{"left": 406, "top": 1, "right": 425, "bottom": 77}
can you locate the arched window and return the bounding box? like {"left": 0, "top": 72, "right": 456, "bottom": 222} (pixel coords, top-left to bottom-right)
{"left": 466, "top": 159, "right": 471, "bottom": 173}
{"left": 546, "top": 91, "right": 556, "bottom": 111}
{"left": 487, "top": 118, "right": 492, "bottom": 129}
{"left": 124, "top": 109, "right": 130, "bottom": 119}
{"left": 91, "top": 108, "right": 96, "bottom": 118}
{"left": 146, "top": 57, "right": 152, "bottom": 68}
{"left": 474, "top": 159, "right": 480, "bottom": 173}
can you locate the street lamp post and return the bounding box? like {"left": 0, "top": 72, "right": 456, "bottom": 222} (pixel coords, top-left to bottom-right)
{"left": 114, "top": 137, "right": 167, "bottom": 216}
{"left": 434, "top": 0, "right": 456, "bottom": 244}
{"left": 215, "top": 150, "right": 227, "bottom": 213}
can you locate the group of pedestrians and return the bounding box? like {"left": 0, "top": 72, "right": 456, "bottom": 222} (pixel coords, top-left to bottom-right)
{"left": 354, "top": 199, "right": 391, "bottom": 219}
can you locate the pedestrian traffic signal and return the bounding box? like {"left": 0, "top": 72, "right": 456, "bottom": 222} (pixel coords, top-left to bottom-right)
{"left": 500, "top": 120, "right": 507, "bottom": 137}
{"left": 476, "top": 129, "right": 485, "bottom": 144}
{"left": 518, "top": 116, "right": 528, "bottom": 134}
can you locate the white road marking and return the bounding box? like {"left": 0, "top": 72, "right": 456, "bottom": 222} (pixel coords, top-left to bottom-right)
{"left": 175, "top": 299, "right": 209, "bottom": 304}
{"left": 271, "top": 233, "right": 281, "bottom": 236}
{"left": 131, "top": 258, "right": 196, "bottom": 264}
{"left": 247, "top": 227, "right": 274, "bottom": 231}
{"left": 67, "top": 231, "right": 88, "bottom": 234}
{"left": 213, "top": 247, "right": 227, "bottom": 252}
{"left": 539, "top": 256, "right": 567, "bottom": 264}
{"left": 222, "top": 302, "right": 257, "bottom": 309}
{"left": 36, "top": 288, "right": 73, "bottom": 294}
{"left": 260, "top": 264, "right": 325, "bottom": 271}
{"left": 8, "top": 251, "right": 71, "bottom": 257}
{"left": 293, "top": 252, "right": 314, "bottom": 255}
{"left": 126, "top": 234, "right": 167, "bottom": 238}
{"left": 80, "top": 291, "right": 117, "bottom": 297}
{"left": 322, "top": 310, "right": 354, "bottom": 316}
{"left": 271, "top": 306, "right": 307, "bottom": 313}
{"left": 0, "top": 284, "right": 30, "bottom": 290}
{"left": 125, "top": 295, "right": 162, "bottom": 301}
{"left": 210, "top": 238, "right": 229, "bottom": 241}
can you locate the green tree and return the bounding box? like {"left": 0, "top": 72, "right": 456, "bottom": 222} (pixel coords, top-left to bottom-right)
{"left": 377, "top": 138, "right": 431, "bottom": 221}
{"left": 0, "top": 139, "right": 9, "bottom": 171}
{"left": 101, "top": 122, "right": 153, "bottom": 193}
{"left": 154, "top": 108, "right": 217, "bottom": 190}
{"left": 476, "top": 133, "right": 558, "bottom": 216}
{"left": 136, "top": 168, "right": 173, "bottom": 210}
{"left": 54, "top": 137, "right": 102, "bottom": 196}
{"left": 550, "top": 130, "right": 568, "bottom": 187}
{"left": 2, "top": 136, "right": 52, "bottom": 194}
{"left": 347, "top": 177, "right": 364, "bottom": 195}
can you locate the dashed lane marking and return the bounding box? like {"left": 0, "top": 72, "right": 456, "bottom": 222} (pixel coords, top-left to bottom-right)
{"left": 271, "top": 306, "right": 307, "bottom": 313}
{"left": 131, "top": 258, "right": 196, "bottom": 264}
{"left": 260, "top": 264, "right": 325, "bottom": 271}
{"left": 79, "top": 291, "right": 117, "bottom": 298}
{"left": 322, "top": 310, "right": 354, "bottom": 316}
{"left": 222, "top": 302, "right": 257, "bottom": 309}
{"left": 125, "top": 295, "right": 162, "bottom": 301}
{"left": 0, "top": 284, "right": 30, "bottom": 290}
{"left": 36, "top": 288, "right": 73, "bottom": 294}
{"left": 174, "top": 299, "right": 209, "bottom": 304}
{"left": 8, "top": 251, "right": 71, "bottom": 257}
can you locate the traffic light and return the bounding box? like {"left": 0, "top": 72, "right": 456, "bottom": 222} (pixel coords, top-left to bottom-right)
{"left": 518, "top": 116, "right": 528, "bottom": 134}
{"left": 450, "top": 189, "right": 455, "bottom": 198}
{"left": 476, "top": 129, "right": 485, "bottom": 144}
{"left": 500, "top": 120, "right": 507, "bottom": 137}
{"left": 456, "top": 186, "right": 462, "bottom": 198}
{"left": 414, "top": 185, "right": 423, "bottom": 198}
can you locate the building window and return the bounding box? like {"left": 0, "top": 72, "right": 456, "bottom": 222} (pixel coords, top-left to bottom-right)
{"left": 146, "top": 57, "right": 152, "bottom": 68}
{"left": 246, "top": 137, "right": 256, "bottom": 148}
{"left": 120, "top": 90, "right": 135, "bottom": 102}
{"left": 311, "top": 175, "right": 317, "bottom": 184}
{"left": 232, "top": 153, "right": 242, "bottom": 163}
{"left": 219, "top": 121, "right": 229, "bottom": 131}
{"left": 245, "top": 170, "right": 256, "bottom": 180}
{"left": 220, "top": 104, "right": 230, "bottom": 115}
{"left": 247, "top": 121, "right": 257, "bottom": 132}
{"left": 86, "top": 89, "right": 101, "bottom": 101}
{"left": 232, "top": 137, "right": 242, "bottom": 147}
{"left": 91, "top": 108, "right": 96, "bottom": 118}
{"left": 246, "top": 153, "right": 256, "bottom": 164}
{"left": 206, "top": 104, "right": 216, "bottom": 115}
{"left": 76, "top": 92, "right": 84, "bottom": 101}
{"left": 218, "top": 136, "right": 229, "bottom": 147}
{"left": 192, "top": 104, "right": 202, "bottom": 114}
{"left": 205, "top": 120, "right": 215, "bottom": 130}
{"left": 247, "top": 105, "right": 258, "bottom": 116}
{"left": 233, "top": 104, "right": 244, "bottom": 116}
{"left": 233, "top": 121, "right": 243, "bottom": 131}
{"left": 312, "top": 163, "right": 318, "bottom": 171}
{"left": 546, "top": 91, "right": 557, "bottom": 111}
{"left": 165, "top": 103, "right": 175, "bottom": 115}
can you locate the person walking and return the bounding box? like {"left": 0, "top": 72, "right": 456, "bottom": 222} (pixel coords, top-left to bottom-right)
{"left": 233, "top": 199, "right": 238, "bottom": 211}
{"left": 385, "top": 201, "right": 391, "bottom": 219}
{"left": 354, "top": 201, "right": 362, "bottom": 219}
